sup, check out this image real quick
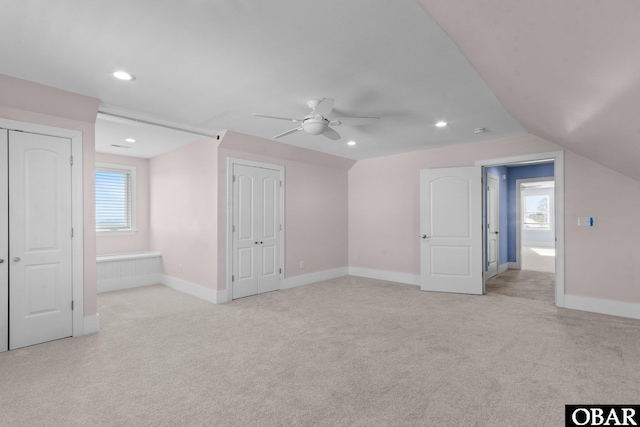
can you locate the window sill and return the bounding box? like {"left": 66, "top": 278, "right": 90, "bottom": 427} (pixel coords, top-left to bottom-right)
{"left": 97, "top": 229, "right": 138, "bottom": 237}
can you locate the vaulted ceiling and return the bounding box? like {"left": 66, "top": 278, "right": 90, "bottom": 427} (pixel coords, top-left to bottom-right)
{"left": 417, "top": 0, "right": 640, "bottom": 181}
{"left": 1, "top": 1, "right": 638, "bottom": 181}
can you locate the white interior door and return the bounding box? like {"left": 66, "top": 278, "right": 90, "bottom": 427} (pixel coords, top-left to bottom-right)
{"left": 420, "top": 166, "right": 483, "bottom": 295}
{"left": 232, "top": 164, "right": 281, "bottom": 299}
{"left": 486, "top": 173, "right": 499, "bottom": 279}
{"left": 9, "top": 130, "right": 73, "bottom": 349}
{"left": 0, "top": 131, "right": 8, "bottom": 352}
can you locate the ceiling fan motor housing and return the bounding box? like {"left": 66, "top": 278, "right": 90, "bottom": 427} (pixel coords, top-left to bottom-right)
{"left": 303, "top": 117, "right": 329, "bottom": 135}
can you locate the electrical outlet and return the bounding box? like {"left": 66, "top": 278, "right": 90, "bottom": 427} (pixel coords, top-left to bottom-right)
{"left": 300, "top": 261, "right": 305, "bottom": 269}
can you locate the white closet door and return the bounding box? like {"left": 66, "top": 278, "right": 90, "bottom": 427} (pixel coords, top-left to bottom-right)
{"left": 0, "top": 131, "right": 8, "bottom": 352}
{"left": 9, "top": 130, "right": 73, "bottom": 349}
{"left": 232, "top": 164, "right": 282, "bottom": 300}
{"left": 257, "top": 167, "right": 281, "bottom": 294}
{"left": 232, "top": 164, "right": 259, "bottom": 299}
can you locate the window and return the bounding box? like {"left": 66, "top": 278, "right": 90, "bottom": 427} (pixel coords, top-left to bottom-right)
{"left": 95, "top": 163, "right": 136, "bottom": 235}
{"left": 523, "top": 194, "right": 550, "bottom": 230}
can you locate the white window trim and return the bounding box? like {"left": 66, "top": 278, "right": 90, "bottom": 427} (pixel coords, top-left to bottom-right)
{"left": 95, "top": 162, "right": 137, "bottom": 236}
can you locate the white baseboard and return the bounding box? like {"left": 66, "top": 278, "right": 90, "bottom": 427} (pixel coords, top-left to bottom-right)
{"left": 160, "top": 274, "right": 226, "bottom": 304}
{"left": 348, "top": 267, "right": 420, "bottom": 286}
{"left": 508, "top": 262, "right": 519, "bottom": 270}
{"left": 83, "top": 313, "right": 100, "bottom": 335}
{"left": 97, "top": 274, "right": 162, "bottom": 294}
{"left": 283, "top": 267, "right": 349, "bottom": 289}
{"left": 564, "top": 295, "right": 640, "bottom": 320}
{"left": 498, "top": 263, "right": 509, "bottom": 274}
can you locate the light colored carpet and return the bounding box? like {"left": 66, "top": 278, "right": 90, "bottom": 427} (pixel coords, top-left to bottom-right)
{"left": 486, "top": 269, "right": 555, "bottom": 304}
{"left": 1, "top": 276, "right": 639, "bottom": 426}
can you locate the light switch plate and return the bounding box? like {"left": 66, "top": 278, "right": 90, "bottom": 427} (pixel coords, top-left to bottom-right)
{"left": 578, "top": 217, "right": 596, "bottom": 227}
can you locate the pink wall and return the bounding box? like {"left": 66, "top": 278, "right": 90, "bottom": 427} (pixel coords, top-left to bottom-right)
{"left": 95, "top": 153, "right": 150, "bottom": 255}
{"left": 349, "top": 133, "right": 640, "bottom": 304}
{"left": 564, "top": 151, "right": 640, "bottom": 301}
{"left": 149, "top": 137, "right": 218, "bottom": 289}
{"left": 0, "top": 73, "right": 99, "bottom": 316}
{"left": 217, "top": 131, "right": 354, "bottom": 291}
{"left": 149, "top": 130, "right": 352, "bottom": 293}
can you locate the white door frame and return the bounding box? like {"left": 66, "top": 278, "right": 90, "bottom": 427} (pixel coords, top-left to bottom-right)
{"left": 515, "top": 176, "right": 555, "bottom": 270}
{"left": 226, "top": 157, "right": 284, "bottom": 302}
{"left": 477, "top": 150, "right": 565, "bottom": 308}
{"left": 0, "top": 118, "right": 85, "bottom": 351}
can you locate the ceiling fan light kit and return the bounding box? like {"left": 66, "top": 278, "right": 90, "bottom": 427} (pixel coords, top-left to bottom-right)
{"left": 253, "top": 98, "right": 379, "bottom": 141}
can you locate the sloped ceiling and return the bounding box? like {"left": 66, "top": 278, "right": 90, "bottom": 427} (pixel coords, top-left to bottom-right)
{"left": 417, "top": 0, "right": 640, "bottom": 181}
{"left": 0, "top": 0, "right": 525, "bottom": 160}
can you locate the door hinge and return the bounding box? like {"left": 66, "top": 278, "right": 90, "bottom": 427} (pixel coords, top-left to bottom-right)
{"left": 71, "top": 228, "right": 74, "bottom": 238}
{"left": 232, "top": 225, "right": 236, "bottom": 232}
{"left": 280, "top": 181, "right": 283, "bottom": 187}
{"left": 71, "top": 300, "right": 74, "bottom": 310}
{"left": 279, "top": 224, "right": 282, "bottom": 231}
{"left": 70, "top": 156, "right": 73, "bottom": 166}
{"left": 232, "top": 275, "right": 235, "bottom": 282}
{"left": 279, "top": 268, "right": 282, "bottom": 274}
{"left": 233, "top": 175, "right": 236, "bottom": 182}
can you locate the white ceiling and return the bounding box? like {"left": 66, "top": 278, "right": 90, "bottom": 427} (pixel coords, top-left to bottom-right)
{"left": 95, "top": 113, "right": 208, "bottom": 159}
{"left": 0, "top": 0, "right": 526, "bottom": 159}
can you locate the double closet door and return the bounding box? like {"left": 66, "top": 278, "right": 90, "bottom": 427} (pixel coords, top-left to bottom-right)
{"left": 231, "top": 164, "right": 282, "bottom": 300}
{"left": 0, "top": 129, "right": 73, "bottom": 351}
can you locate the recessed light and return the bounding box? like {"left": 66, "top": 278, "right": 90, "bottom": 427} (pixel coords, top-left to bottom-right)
{"left": 435, "top": 121, "right": 448, "bottom": 127}
{"left": 347, "top": 141, "right": 357, "bottom": 146}
{"left": 113, "top": 71, "right": 136, "bottom": 81}
{"left": 124, "top": 138, "right": 136, "bottom": 143}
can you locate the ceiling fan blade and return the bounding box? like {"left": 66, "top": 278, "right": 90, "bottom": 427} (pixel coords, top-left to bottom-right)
{"left": 330, "top": 117, "right": 380, "bottom": 126}
{"left": 253, "top": 113, "right": 301, "bottom": 123}
{"left": 313, "top": 98, "right": 335, "bottom": 117}
{"left": 273, "top": 127, "right": 302, "bottom": 139}
{"left": 322, "top": 126, "right": 341, "bottom": 141}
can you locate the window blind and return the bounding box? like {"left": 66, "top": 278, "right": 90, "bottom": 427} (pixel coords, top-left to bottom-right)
{"left": 95, "top": 168, "right": 132, "bottom": 230}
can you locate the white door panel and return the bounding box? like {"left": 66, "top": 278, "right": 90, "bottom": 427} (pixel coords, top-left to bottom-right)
{"left": 9, "top": 130, "right": 73, "bottom": 349}
{"left": 233, "top": 166, "right": 259, "bottom": 299}
{"left": 232, "top": 164, "right": 282, "bottom": 299}
{"left": 420, "top": 166, "right": 483, "bottom": 295}
{"left": 0, "top": 131, "right": 8, "bottom": 352}
{"left": 486, "top": 173, "right": 499, "bottom": 278}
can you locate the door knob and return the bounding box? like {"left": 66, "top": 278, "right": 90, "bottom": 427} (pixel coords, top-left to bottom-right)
{"left": 0, "top": 259, "right": 4, "bottom": 263}
{"left": 421, "top": 235, "right": 430, "bottom": 239}
{"left": 13, "top": 257, "right": 20, "bottom": 262}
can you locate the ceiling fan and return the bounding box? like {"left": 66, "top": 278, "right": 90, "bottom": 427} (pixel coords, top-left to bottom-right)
{"left": 253, "top": 98, "right": 380, "bottom": 141}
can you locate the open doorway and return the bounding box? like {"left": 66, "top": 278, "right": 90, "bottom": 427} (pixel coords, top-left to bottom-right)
{"left": 517, "top": 178, "right": 555, "bottom": 273}
{"left": 478, "top": 151, "right": 564, "bottom": 307}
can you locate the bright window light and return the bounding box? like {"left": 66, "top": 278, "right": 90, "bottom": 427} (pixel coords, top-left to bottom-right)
{"left": 435, "top": 121, "right": 448, "bottom": 127}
